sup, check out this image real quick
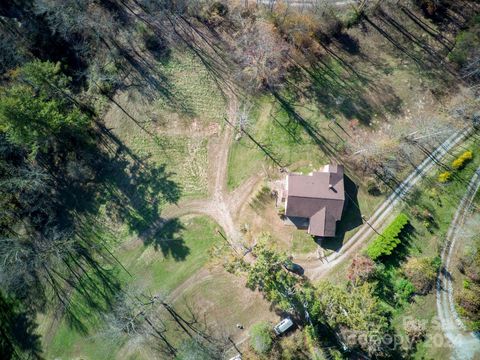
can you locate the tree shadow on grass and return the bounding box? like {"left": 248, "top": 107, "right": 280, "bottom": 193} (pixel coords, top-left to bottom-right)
{"left": 0, "top": 291, "right": 43, "bottom": 360}
{"left": 144, "top": 218, "right": 190, "bottom": 261}
{"left": 56, "top": 125, "right": 181, "bottom": 236}
{"left": 30, "top": 122, "right": 183, "bottom": 335}
{"left": 63, "top": 263, "right": 123, "bottom": 335}
{"left": 320, "top": 175, "right": 363, "bottom": 252}
{"left": 270, "top": 89, "right": 338, "bottom": 158}
{"left": 334, "top": 33, "right": 361, "bottom": 55}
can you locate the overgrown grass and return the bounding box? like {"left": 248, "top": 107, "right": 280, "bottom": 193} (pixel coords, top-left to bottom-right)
{"left": 104, "top": 50, "right": 226, "bottom": 199}
{"left": 155, "top": 50, "right": 227, "bottom": 125}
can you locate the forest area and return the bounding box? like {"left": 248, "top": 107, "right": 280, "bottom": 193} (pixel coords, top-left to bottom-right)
{"left": 1, "top": 0, "right": 480, "bottom": 359}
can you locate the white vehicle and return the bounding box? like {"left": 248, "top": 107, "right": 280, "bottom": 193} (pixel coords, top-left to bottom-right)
{"left": 273, "top": 317, "right": 294, "bottom": 335}
{"left": 228, "top": 355, "right": 242, "bottom": 360}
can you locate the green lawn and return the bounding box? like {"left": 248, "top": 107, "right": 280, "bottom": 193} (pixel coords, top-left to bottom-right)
{"left": 227, "top": 96, "right": 335, "bottom": 191}
{"left": 44, "top": 215, "right": 223, "bottom": 360}
{"left": 117, "top": 216, "right": 223, "bottom": 294}
{"left": 291, "top": 230, "right": 318, "bottom": 254}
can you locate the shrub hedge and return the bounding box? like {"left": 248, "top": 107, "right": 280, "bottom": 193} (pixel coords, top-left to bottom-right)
{"left": 366, "top": 213, "right": 409, "bottom": 260}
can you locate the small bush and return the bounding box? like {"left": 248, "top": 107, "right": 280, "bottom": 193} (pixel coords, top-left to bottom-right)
{"left": 438, "top": 171, "right": 452, "bottom": 183}
{"left": 456, "top": 285, "right": 480, "bottom": 330}
{"left": 415, "top": 0, "right": 436, "bottom": 14}
{"left": 366, "top": 213, "right": 409, "bottom": 260}
{"left": 403, "top": 256, "right": 440, "bottom": 294}
{"left": 314, "top": 15, "right": 343, "bottom": 44}
{"left": 404, "top": 319, "right": 426, "bottom": 345}
{"left": 250, "top": 321, "right": 274, "bottom": 354}
{"left": 201, "top": 2, "right": 229, "bottom": 26}
{"left": 367, "top": 179, "right": 381, "bottom": 196}
{"left": 347, "top": 255, "right": 376, "bottom": 284}
{"left": 394, "top": 278, "right": 415, "bottom": 303}
{"left": 449, "top": 31, "right": 480, "bottom": 66}
{"left": 343, "top": 10, "right": 363, "bottom": 28}
{"left": 452, "top": 150, "right": 473, "bottom": 170}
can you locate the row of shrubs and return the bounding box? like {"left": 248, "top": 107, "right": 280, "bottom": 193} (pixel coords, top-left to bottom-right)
{"left": 366, "top": 213, "right": 410, "bottom": 260}
{"left": 438, "top": 150, "right": 474, "bottom": 183}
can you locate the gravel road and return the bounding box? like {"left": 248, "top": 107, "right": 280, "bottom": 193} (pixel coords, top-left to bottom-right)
{"left": 436, "top": 167, "right": 480, "bottom": 360}
{"left": 300, "top": 126, "right": 475, "bottom": 279}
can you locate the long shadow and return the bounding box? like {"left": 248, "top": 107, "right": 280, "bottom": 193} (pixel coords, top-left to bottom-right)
{"left": 399, "top": 5, "right": 454, "bottom": 51}
{"left": 363, "top": 8, "right": 458, "bottom": 88}
{"left": 376, "top": 9, "right": 456, "bottom": 76}
{"left": 289, "top": 50, "right": 403, "bottom": 126}
{"left": 224, "top": 117, "right": 284, "bottom": 168}
{"left": 270, "top": 90, "right": 337, "bottom": 158}
{"left": 0, "top": 291, "right": 43, "bottom": 359}
{"left": 55, "top": 124, "right": 181, "bottom": 236}
{"left": 320, "top": 175, "right": 363, "bottom": 251}
{"left": 11, "top": 113, "right": 182, "bottom": 334}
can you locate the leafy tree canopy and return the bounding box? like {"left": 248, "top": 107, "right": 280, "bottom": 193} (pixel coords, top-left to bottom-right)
{"left": 249, "top": 321, "right": 274, "bottom": 355}
{"left": 311, "top": 281, "right": 392, "bottom": 357}
{"left": 0, "top": 60, "right": 89, "bottom": 154}
{"left": 246, "top": 235, "right": 300, "bottom": 310}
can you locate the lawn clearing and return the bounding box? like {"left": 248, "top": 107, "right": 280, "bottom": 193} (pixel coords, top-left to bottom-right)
{"left": 292, "top": 230, "right": 318, "bottom": 255}
{"left": 43, "top": 215, "right": 223, "bottom": 360}
{"left": 227, "top": 96, "right": 334, "bottom": 191}
{"left": 117, "top": 215, "right": 224, "bottom": 294}
{"left": 173, "top": 267, "right": 278, "bottom": 344}
{"left": 103, "top": 49, "right": 227, "bottom": 200}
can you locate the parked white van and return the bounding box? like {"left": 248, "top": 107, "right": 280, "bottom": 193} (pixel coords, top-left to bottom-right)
{"left": 273, "top": 317, "right": 294, "bottom": 335}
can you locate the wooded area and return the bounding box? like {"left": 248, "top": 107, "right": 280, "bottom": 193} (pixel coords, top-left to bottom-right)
{"left": 1, "top": 0, "right": 480, "bottom": 359}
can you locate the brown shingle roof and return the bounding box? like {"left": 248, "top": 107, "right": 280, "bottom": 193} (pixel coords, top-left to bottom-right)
{"left": 285, "top": 165, "right": 345, "bottom": 237}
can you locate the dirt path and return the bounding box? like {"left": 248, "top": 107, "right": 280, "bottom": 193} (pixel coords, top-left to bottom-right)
{"left": 297, "top": 126, "right": 474, "bottom": 279}
{"left": 436, "top": 167, "right": 480, "bottom": 360}
{"left": 134, "top": 92, "right": 262, "bottom": 252}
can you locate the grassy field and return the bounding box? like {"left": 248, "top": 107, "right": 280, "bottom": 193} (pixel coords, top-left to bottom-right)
{"left": 227, "top": 96, "right": 335, "bottom": 191}
{"left": 44, "top": 215, "right": 223, "bottom": 360}
{"left": 103, "top": 49, "right": 226, "bottom": 200}
{"left": 291, "top": 230, "right": 318, "bottom": 254}
{"left": 173, "top": 268, "right": 278, "bottom": 344}
{"left": 154, "top": 51, "right": 227, "bottom": 125}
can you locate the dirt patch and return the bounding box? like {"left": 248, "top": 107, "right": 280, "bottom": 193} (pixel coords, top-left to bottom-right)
{"left": 172, "top": 266, "right": 278, "bottom": 343}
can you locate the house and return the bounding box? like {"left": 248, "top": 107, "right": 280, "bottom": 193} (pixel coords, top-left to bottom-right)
{"left": 284, "top": 164, "right": 345, "bottom": 237}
